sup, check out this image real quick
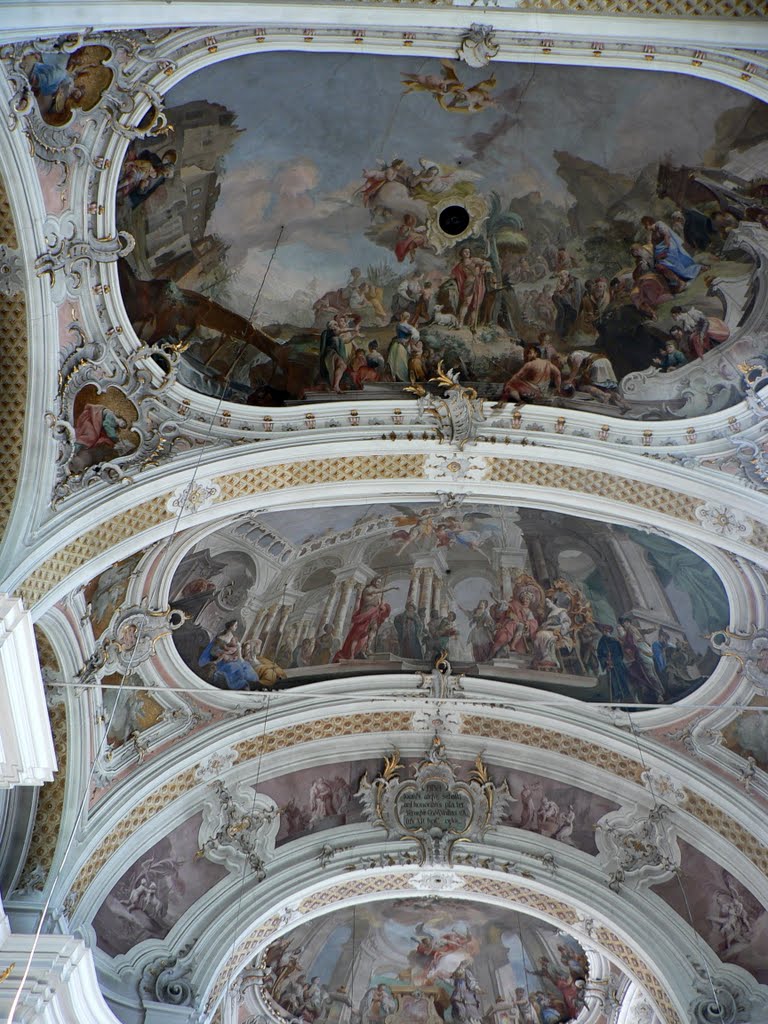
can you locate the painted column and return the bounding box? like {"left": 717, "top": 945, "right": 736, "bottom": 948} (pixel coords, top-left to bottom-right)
{"left": 407, "top": 567, "right": 421, "bottom": 604}
{"left": 419, "top": 570, "right": 434, "bottom": 619}
{"left": 258, "top": 603, "right": 279, "bottom": 651}
{"left": 331, "top": 569, "right": 371, "bottom": 637}
{"left": 500, "top": 566, "right": 512, "bottom": 599}
{"left": 527, "top": 537, "right": 550, "bottom": 585}
{"left": 318, "top": 584, "right": 341, "bottom": 629}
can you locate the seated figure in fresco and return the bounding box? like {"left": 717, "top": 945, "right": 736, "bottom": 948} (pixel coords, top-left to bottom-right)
{"left": 72, "top": 403, "right": 132, "bottom": 471}
{"left": 653, "top": 335, "right": 688, "bottom": 372}
{"left": 198, "top": 621, "right": 283, "bottom": 691}
{"left": 499, "top": 344, "right": 561, "bottom": 405}
{"left": 641, "top": 215, "right": 705, "bottom": 294}
{"left": 198, "top": 621, "right": 255, "bottom": 689}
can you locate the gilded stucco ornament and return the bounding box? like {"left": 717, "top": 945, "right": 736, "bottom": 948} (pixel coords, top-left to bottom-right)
{"left": 424, "top": 451, "right": 488, "bottom": 480}
{"left": 76, "top": 602, "right": 183, "bottom": 685}
{"left": 35, "top": 218, "right": 135, "bottom": 298}
{"left": 167, "top": 479, "right": 221, "bottom": 516}
{"left": 694, "top": 501, "right": 753, "bottom": 540}
{"left": 407, "top": 365, "right": 488, "bottom": 449}
{"left": 595, "top": 803, "right": 680, "bottom": 889}
{"left": 356, "top": 736, "right": 514, "bottom": 864}
{"left": 47, "top": 320, "right": 206, "bottom": 499}
{"left": 1, "top": 29, "right": 172, "bottom": 181}
{"left": 417, "top": 652, "right": 464, "bottom": 699}
{"left": 708, "top": 626, "right": 768, "bottom": 691}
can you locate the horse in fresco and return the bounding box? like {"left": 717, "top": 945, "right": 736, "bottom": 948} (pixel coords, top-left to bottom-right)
{"left": 117, "top": 261, "right": 315, "bottom": 401}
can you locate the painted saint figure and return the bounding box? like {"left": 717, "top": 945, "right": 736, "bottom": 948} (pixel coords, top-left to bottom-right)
{"left": 596, "top": 624, "right": 634, "bottom": 703}
{"left": 451, "top": 248, "right": 492, "bottom": 330}
{"left": 333, "top": 577, "right": 395, "bottom": 662}
{"left": 450, "top": 960, "right": 484, "bottom": 1024}
{"left": 641, "top": 216, "right": 703, "bottom": 293}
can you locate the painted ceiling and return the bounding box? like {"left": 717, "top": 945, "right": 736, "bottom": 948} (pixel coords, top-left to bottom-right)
{"left": 115, "top": 52, "right": 766, "bottom": 420}
{"left": 1, "top": 9, "right": 768, "bottom": 1024}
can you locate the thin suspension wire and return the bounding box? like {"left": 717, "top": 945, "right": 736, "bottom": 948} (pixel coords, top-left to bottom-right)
{"left": 627, "top": 717, "right": 722, "bottom": 1015}
{"left": 222, "top": 694, "right": 272, "bottom": 1009}
{"left": 39, "top": 678, "right": 768, "bottom": 714}
{"left": 517, "top": 910, "right": 534, "bottom": 1011}
{"left": 7, "top": 228, "right": 285, "bottom": 1023}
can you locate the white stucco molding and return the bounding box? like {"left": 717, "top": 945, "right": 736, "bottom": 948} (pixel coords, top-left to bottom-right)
{"left": 0, "top": 895, "right": 121, "bottom": 1024}
{"left": 0, "top": 596, "right": 56, "bottom": 787}
{"left": 51, "top": 699, "right": 768, "bottom": 947}
{"left": 0, "top": 2, "right": 767, "bottom": 51}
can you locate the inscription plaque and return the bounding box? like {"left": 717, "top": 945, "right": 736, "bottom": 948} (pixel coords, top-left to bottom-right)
{"left": 356, "top": 736, "right": 514, "bottom": 864}
{"left": 397, "top": 782, "right": 471, "bottom": 833}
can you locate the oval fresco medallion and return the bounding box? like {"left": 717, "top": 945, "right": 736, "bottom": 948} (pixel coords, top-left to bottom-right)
{"left": 116, "top": 53, "right": 768, "bottom": 418}
{"left": 168, "top": 502, "right": 728, "bottom": 704}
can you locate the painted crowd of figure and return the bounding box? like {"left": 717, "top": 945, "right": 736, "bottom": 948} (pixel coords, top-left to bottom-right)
{"left": 311, "top": 179, "right": 735, "bottom": 412}
{"left": 174, "top": 564, "right": 703, "bottom": 704}
{"left": 263, "top": 924, "right": 588, "bottom": 1024}
{"left": 116, "top": 134, "right": 765, "bottom": 412}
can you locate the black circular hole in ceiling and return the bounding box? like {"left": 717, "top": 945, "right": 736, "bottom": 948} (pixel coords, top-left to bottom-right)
{"left": 438, "top": 204, "right": 471, "bottom": 236}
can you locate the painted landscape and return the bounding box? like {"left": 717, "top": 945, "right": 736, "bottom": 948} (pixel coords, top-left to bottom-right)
{"left": 116, "top": 53, "right": 767, "bottom": 418}
{"left": 168, "top": 502, "right": 727, "bottom": 703}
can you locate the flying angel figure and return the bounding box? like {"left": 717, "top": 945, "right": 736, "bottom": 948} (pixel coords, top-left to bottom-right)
{"left": 401, "top": 59, "right": 464, "bottom": 100}
{"left": 438, "top": 73, "right": 498, "bottom": 114}
{"left": 434, "top": 511, "right": 501, "bottom": 561}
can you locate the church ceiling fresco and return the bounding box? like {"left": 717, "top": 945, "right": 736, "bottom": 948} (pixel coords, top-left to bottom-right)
{"left": 90, "top": 753, "right": 618, "bottom": 958}
{"left": 4, "top": 18, "right": 768, "bottom": 1024}
{"left": 257, "top": 899, "right": 589, "bottom": 1024}
{"left": 116, "top": 52, "right": 768, "bottom": 421}
{"left": 651, "top": 840, "right": 768, "bottom": 985}
{"left": 167, "top": 502, "right": 727, "bottom": 705}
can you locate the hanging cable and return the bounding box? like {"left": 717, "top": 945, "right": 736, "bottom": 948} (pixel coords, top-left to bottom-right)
{"left": 221, "top": 693, "right": 272, "bottom": 1014}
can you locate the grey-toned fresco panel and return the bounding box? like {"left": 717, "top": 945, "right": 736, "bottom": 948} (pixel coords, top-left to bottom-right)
{"left": 92, "top": 811, "right": 227, "bottom": 957}
{"left": 652, "top": 840, "right": 768, "bottom": 985}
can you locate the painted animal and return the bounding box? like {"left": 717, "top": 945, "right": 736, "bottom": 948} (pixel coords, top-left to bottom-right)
{"left": 432, "top": 304, "right": 459, "bottom": 328}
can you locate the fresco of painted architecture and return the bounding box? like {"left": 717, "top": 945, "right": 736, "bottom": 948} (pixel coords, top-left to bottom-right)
{"left": 257, "top": 899, "right": 589, "bottom": 1024}
{"left": 116, "top": 53, "right": 767, "bottom": 419}
{"left": 166, "top": 502, "right": 728, "bottom": 703}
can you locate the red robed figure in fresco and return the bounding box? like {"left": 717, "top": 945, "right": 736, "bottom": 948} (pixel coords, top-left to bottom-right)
{"left": 333, "top": 577, "right": 393, "bottom": 662}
